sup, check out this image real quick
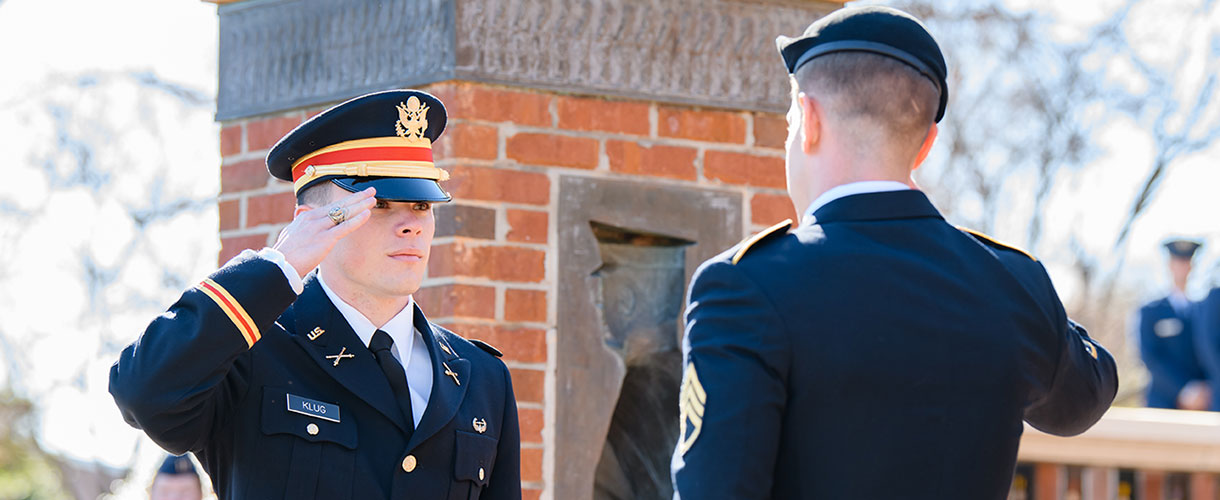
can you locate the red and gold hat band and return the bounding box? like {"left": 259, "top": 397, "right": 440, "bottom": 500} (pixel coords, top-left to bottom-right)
{"left": 290, "top": 137, "right": 449, "bottom": 193}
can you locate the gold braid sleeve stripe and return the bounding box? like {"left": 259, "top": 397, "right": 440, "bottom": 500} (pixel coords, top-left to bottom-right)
{"left": 197, "top": 279, "right": 261, "bottom": 348}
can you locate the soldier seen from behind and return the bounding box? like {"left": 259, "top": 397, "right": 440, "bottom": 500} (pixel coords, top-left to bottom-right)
{"left": 671, "top": 7, "right": 1119, "bottom": 500}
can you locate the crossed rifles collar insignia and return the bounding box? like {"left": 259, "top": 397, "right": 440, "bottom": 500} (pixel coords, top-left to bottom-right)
{"left": 326, "top": 347, "right": 355, "bottom": 367}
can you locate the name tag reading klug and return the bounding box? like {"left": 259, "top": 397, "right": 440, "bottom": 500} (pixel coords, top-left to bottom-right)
{"left": 286, "top": 393, "right": 340, "bottom": 423}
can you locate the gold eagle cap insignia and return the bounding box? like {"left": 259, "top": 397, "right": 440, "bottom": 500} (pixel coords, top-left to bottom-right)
{"left": 395, "top": 96, "right": 430, "bottom": 146}
{"left": 677, "top": 362, "right": 707, "bottom": 455}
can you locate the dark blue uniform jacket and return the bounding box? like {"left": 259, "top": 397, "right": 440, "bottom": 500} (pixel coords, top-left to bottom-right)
{"left": 672, "top": 190, "right": 1118, "bottom": 500}
{"left": 110, "top": 254, "right": 521, "bottom": 500}
{"left": 1138, "top": 297, "right": 1205, "bottom": 409}
{"left": 1189, "top": 289, "right": 1220, "bottom": 410}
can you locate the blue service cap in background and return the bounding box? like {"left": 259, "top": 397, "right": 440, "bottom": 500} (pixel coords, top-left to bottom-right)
{"left": 1164, "top": 239, "right": 1202, "bottom": 259}
{"left": 776, "top": 6, "right": 949, "bottom": 122}
{"left": 266, "top": 89, "right": 452, "bottom": 203}
{"left": 156, "top": 454, "right": 198, "bottom": 477}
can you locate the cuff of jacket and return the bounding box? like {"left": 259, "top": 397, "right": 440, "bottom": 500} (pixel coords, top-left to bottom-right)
{"left": 193, "top": 250, "right": 298, "bottom": 348}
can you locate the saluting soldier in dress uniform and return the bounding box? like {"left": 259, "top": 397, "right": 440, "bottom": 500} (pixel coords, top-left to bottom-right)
{"left": 1138, "top": 239, "right": 1210, "bottom": 409}
{"left": 670, "top": 7, "right": 1118, "bottom": 499}
{"left": 110, "top": 90, "right": 521, "bottom": 500}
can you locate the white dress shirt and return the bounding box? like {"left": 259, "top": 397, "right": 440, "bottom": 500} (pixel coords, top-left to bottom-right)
{"left": 801, "top": 180, "right": 912, "bottom": 225}
{"left": 314, "top": 270, "right": 434, "bottom": 427}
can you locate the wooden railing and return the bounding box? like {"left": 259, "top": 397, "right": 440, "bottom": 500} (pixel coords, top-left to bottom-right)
{"left": 1013, "top": 407, "right": 1220, "bottom": 499}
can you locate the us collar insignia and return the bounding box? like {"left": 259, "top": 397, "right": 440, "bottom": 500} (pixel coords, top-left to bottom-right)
{"left": 395, "top": 96, "right": 430, "bottom": 146}
{"left": 308, "top": 327, "right": 325, "bottom": 341}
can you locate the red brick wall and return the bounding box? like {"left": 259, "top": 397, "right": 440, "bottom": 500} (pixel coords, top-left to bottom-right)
{"left": 215, "top": 80, "right": 793, "bottom": 498}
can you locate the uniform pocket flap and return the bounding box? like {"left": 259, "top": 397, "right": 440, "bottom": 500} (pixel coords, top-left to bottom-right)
{"left": 261, "top": 387, "right": 357, "bottom": 449}
{"left": 454, "top": 430, "right": 498, "bottom": 486}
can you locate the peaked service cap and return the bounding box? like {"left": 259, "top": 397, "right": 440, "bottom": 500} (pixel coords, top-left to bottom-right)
{"left": 266, "top": 89, "right": 451, "bottom": 202}
{"left": 776, "top": 6, "right": 949, "bottom": 122}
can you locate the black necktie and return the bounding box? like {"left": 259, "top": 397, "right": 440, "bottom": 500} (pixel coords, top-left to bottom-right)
{"left": 369, "top": 330, "right": 415, "bottom": 434}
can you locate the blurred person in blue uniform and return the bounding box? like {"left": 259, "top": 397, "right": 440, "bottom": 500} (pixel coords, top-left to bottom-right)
{"left": 670, "top": 7, "right": 1119, "bottom": 500}
{"left": 110, "top": 90, "right": 521, "bottom": 500}
{"left": 1185, "top": 242, "right": 1220, "bottom": 412}
{"left": 150, "top": 454, "right": 202, "bottom": 500}
{"left": 1137, "top": 239, "right": 1209, "bottom": 410}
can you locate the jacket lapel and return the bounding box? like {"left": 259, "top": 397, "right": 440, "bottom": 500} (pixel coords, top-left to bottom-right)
{"left": 407, "top": 304, "right": 470, "bottom": 451}
{"left": 288, "top": 275, "right": 411, "bottom": 434}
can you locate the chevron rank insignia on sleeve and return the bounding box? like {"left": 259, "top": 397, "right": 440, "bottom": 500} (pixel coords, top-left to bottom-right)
{"left": 678, "top": 362, "right": 707, "bottom": 455}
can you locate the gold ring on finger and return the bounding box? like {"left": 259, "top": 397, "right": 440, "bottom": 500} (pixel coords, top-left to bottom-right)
{"left": 328, "top": 206, "right": 347, "bottom": 226}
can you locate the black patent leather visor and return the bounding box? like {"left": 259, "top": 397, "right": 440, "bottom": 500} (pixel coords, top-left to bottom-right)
{"left": 328, "top": 176, "right": 452, "bottom": 203}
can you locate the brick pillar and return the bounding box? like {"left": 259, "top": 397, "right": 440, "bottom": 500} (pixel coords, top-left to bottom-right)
{"left": 426, "top": 81, "right": 792, "bottom": 498}
{"left": 216, "top": 111, "right": 304, "bottom": 265}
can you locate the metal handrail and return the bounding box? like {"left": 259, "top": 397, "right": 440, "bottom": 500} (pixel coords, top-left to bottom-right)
{"left": 1019, "top": 407, "right": 1220, "bottom": 472}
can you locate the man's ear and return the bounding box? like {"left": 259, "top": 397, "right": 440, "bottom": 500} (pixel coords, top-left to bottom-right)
{"left": 293, "top": 204, "right": 312, "bottom": 218}
{"left": 799, "top": 92, "right": 822, "bottom": 154}
{"left": 912, "top": 123, "right": 938, "bottom": 170}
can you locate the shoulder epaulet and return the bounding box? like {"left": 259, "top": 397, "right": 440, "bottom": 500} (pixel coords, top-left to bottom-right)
{"left": 732, "top": 219, "right": 793, "bottom": 265}
{"left": 469, "top": 339, "right": 503, "bottom": 358}
{"left": 958, "top": 226, "right": 1036, "bottom": 261}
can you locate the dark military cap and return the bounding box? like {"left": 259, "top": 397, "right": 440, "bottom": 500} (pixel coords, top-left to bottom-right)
{"left": 1164, "top": 239, "right": 1202, "bottom": 259}
{"left": 156, "top": 454, "right": 198, "bottom": 477}
{"left": 776, "top": 6, "right": 949, "bottom": 122}
{"left": 267, "top": 89, "right": 451, "bottom": 202}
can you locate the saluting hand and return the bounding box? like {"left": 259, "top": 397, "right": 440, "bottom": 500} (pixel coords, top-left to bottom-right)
{"left": 273, "top": 187, "right": 377, "bottom": 280}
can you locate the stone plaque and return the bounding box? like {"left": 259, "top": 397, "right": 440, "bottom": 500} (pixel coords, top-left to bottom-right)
{"left": 557, "top": 176, "right": 742, "bottom": 500}
{"left": 217, "top": 0, "right": 456, "bottom": 120}
{"left": 217, "top": 0, "right": 840, "bottom": 119}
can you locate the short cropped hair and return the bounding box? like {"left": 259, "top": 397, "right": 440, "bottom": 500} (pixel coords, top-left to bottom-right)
{"left": 792, "top": 52, "right": 939, "bottom": 147}
{"left": 296, "top": 181, "right": 333, "bottom": 207}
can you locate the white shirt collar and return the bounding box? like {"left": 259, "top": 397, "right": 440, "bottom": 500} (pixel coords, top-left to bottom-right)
{"left": 802, "top": 181, "right": 912, "bottom": 224}
{"left": 316, "top": 270, "right": 415, "bottom": 362}
{"left": 1168, "top": 289, "right": 1190, "bottom": 313}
